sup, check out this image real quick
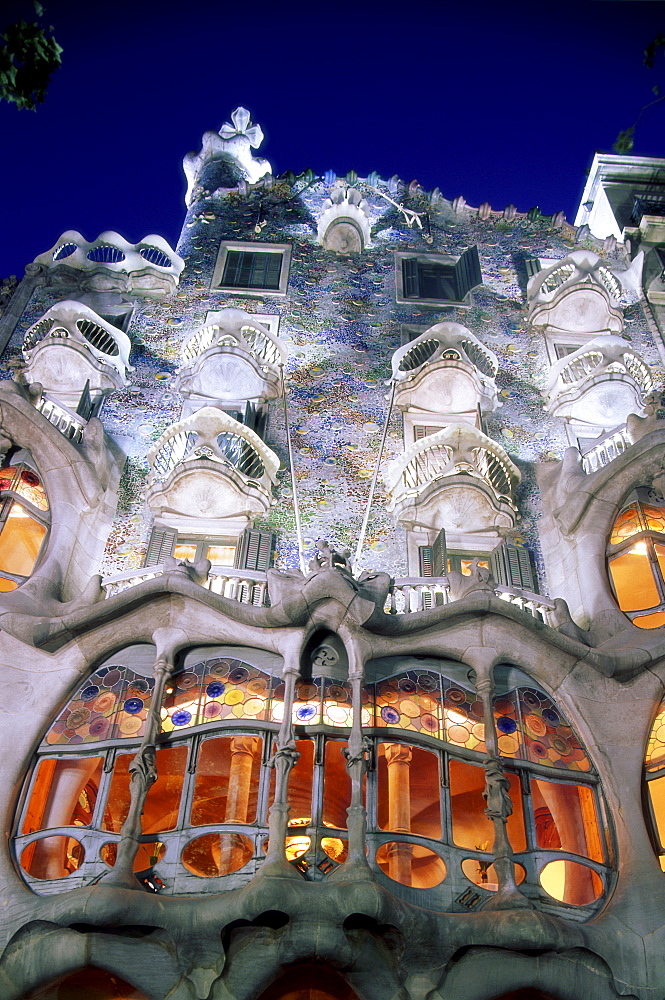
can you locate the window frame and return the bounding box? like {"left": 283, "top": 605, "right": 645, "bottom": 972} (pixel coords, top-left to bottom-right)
{"left": 607, "top": 489, "right": 665, "bottom": 626}
{"left": 212, "top": 241, "right": 291, "bottom": 297}
{"left": 394, "top": 247, "right": 482, "bottom": 307}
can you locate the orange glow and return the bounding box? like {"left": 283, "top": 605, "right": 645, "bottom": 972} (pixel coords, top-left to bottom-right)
{"left": 609, "top": 546, "right": 660, "bottom": 612}
{"left": 376, "top": 841, "right": 446, "bottom": 888}
{"left": 181, "top": 832, "right": 254, "bottom": 876}
{"left": 449, "top": 759, "right": 526, "bottom": 852}
{"left": 23, "top": 966, "right": 148, "bottom": 999}
{"left": 377, "top": 743, "right": 441, "bottom": 838}
{"left": 0, "top": 503, "right": 46, "bottom": 578}
{"left": 190, "top": 735, "right": 261, "bottom": 825}
{"left": 102, "top": 746, "right": 187, "bottom": 834}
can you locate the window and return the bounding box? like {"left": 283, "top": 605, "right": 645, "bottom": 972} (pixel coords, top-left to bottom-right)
{"left": 145, "top": 526, "right": 273, "bottom": 573}
{"left": 212, "top": 242, "right": 291, "bottom": 296}
{"left": 395, "top": 246, "right": 482, "bottom": 306}
{"left": 607, "top": 488, "right": 665, "bottom": 628}
{"left": 0, "top": 461, "right": 49, "bottom": 592}
{"left": 17, "top": 652, "right": 609, "bottom": 911}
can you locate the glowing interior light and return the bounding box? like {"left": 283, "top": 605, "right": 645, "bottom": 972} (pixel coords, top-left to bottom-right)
{"left": 284, "top": 835, "right": 310, "bottom": 861}
{"left": 446, "top": 708, "right": 469, "bottom": 725}
{"left": 631, "top": 542, "right": 649, "bottom": 556}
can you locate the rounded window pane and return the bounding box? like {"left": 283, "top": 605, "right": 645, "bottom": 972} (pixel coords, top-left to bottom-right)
{"left": 461, "top": 857, "right": 525, "bottom": 890}
{"left": 321, "top": 836, "right": 348, "bottom": 864}
{"left": 181, "top": 832, "right": 254, "bottom": 877}
{"left": 100, "top": 841, "right": 165, "bottom": 872}
{"left": 376, "top": 841, "right": 446, "bottom": 888}
{"left": 20, "top": 835, "right": 84, "bottom": 879}
{"left": 540, "top": 859, "right": 603, "bottom": 905}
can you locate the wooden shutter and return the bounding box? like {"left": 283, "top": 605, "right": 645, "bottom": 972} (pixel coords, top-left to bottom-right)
{"left": 402, "top": 258, "right": 420, "bottom": 298}
{"left": 524, "top": 256, "right": 541, "bottom": 278}
{"left": 234, "top": 528, "right": 274, "bottom": 571}
{"left": 418, "top": 528, "right": 447, "bottom": 578}
{"left": 456, "top": 245, "right": 482, "bottom": 298}
{"left": 490, "top": 541, "right": 536, "bottom": 593}
{"left": 431, "top": 528, "right": 447, "bottom": 577}
{"left": 144, "top": 525, "right": 177, "bottom": 566}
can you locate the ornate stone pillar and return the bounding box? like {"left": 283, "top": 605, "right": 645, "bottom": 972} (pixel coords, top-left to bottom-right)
{"left": 384, "top": 742, "right": 413, "bottom": 883}
{"left": 473, "top": 661, "right": 532, "bottom": 910}
{"left": 224, "top": 736, "right": 258, "bottom": 823}
{"left": 102, "top": 627, "right": 187, "bottom": 889}
{"left": 335, "top": 638, "right": 372, "bottom": 878}
{"left": 264, "top": 658, "right": 300, "bottom": 872}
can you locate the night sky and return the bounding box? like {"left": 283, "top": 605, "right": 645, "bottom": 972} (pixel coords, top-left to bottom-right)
{"left": 0, "top": 0, "right": 663, "bottom": 279}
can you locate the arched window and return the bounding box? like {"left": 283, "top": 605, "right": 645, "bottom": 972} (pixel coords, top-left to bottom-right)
{"left": 15, "top": 651, "right": 609, "bottom": 914}
{"left": 644, "top": 695, "right": 665, "bottom": 870}
{"left": 607, "top": 488, "right": 665, "bottom": 628}
{"left": 0, "top": 456, "right": 49, "bottom": 591}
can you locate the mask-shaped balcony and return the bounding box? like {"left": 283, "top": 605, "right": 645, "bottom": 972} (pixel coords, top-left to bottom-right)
{"left": 34, "top": 231, "right": 184, "bottom": 296}
{"left": 390, "top": 322, "right": 499, "bottom": 417}
{"left": 174, "top": 310, "right": 286, "bottom": 409}
{"left": 20, "top": 301, "right": 133, "bottom": 412}
{"left": 146, "top": 407, "right": 279, "bottom": 519}
{"left": 386, "top": 423, "right": 520, "bottom": 532}
{"left": 546, "top": 334, "right": 653, "bottom": 427}
{"left": 527, "top": 250, "right": 628, "bottom": 336}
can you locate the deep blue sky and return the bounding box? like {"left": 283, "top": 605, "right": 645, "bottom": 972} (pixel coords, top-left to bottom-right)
{"left": 0, "top": 0, "right": 663, "bottom": 278}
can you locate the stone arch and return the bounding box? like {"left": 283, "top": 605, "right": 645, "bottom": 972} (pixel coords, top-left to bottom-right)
{"left": 254, "top": 964, "right": 362, "bottom": 1000}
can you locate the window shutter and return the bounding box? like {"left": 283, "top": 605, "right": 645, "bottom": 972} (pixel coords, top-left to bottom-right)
{"left": 419, "top": 545, "right": 434, "bottom": 577}
{"left": 144, "top": 525, "right": 177, "bottom": 566}
{"left": 524, "top": 256, "right": 541, "bottom": 279}
{"left": 456, "top": 245, "right": 482, "bottom": 298}
{"left": 490, "top": 541, "right": 536, "bottom": 593}
{"left": 402, "top": 258, "right": 420, "bottom": 298}
{"left": 235, "top": 528, "right": 275, "bottom": 571}
{"left": 431, "top": 527, "right": 447, "bottom": 577}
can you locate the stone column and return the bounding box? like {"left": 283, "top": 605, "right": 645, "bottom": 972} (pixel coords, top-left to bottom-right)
{"left": 333, "top": 639, "right": 372, "bottom": 878}
{"left": 224, "top": 736, "right": 257, "bottom": 823}
{"left": 474, "top": 663, "right": 532, "bottom": 910}
{"left": 102, "top": 627, "right": 187, "bottom": 889}
{"left": 384, "top": 742, "right": 413, "bottom": 884}
{"left": 263, "top": 659, "right": 300, "bottom": 873}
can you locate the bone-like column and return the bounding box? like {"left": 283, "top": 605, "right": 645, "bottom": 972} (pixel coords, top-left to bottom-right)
{"left": 340, "top": 640, "right": 372, "bottom": 874}
{"left": 264, "top": 661, "right": 299, "bottom": 869}
{"left": 474, "top": 664, "right": 532, "bottom": 910}
{"left": 102, "top": 627, "right": 187, "bottom": 888}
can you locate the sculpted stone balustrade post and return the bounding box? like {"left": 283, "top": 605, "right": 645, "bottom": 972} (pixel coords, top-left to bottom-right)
{"left": 264, "top": 657, "right": 300, "bottom": 871}
{"left": 338, "top": 640, "right": 372, "bottom": 876}
{"left": 102, "top": 627, "right": 187, "bottom": 888}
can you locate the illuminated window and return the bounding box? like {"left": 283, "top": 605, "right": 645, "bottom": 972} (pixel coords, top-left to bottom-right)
{"left": 644, "top": 695, "right": 665, "bottom": 872}
{"left": 17, "top": 651, "right": 608, "bottom": 911}
{"left": 0, "top": 461, "right": 49, "bottom": 592}
{"left": 607, "top": 488, "right": 665, "bottom": 628}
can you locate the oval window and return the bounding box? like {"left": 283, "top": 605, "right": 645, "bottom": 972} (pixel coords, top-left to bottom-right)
{"left": 21, "top": 835, "right": 84, "bottom": 880}
{"left": 540, "top": 859, "right": 603, "bottom": 905}
{"left": 461, "top": 857, "right": 526, "bottom": 890}
{"left": 181, "top": 832, "right": 254, "bottom": 877}
{"left": 375, "top": 841, "right": 446, "bottom": 888}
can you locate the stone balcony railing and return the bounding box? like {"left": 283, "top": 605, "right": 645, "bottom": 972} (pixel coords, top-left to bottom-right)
{"left": 581, "top": 425, "right": 631, "bottom": 474}
{"left": 34, "top": 395, "right": 87, "bottom": 444}
{"left": 100, "top": 565, "right": 554, "bottom": 624}
{"left": 386, "top": 423, "right": 520, "bottom": 514}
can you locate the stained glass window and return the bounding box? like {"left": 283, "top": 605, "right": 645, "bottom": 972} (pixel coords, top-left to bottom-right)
{"left": 493, "top": 686, "right": 591, "bottom": 772}
{"left": 0, "top": 462, "right": 49, "bottom": 591}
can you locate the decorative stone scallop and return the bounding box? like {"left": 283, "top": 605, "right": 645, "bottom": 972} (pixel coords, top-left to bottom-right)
{"left": 317, "top": 187, "right": 371, "bottom": 254}
{"left": 527, "top": 250, "right": 637, "bottom": 335}
{"left": 183, "top": 107, "right": 272, "bottom": 206}
{"left": 176, "top": 309, "right": 286, "bottom": 405}
{"left": 391, "top": 322, "right": 499, "bottom": 415}
{"left": 20, "top": 301, "right": 133, "bottom": 409}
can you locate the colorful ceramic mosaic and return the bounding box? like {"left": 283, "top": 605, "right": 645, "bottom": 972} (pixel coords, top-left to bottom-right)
{"left": 645, "top": 701, "right": 665, "bottom": 772}
{"left": 45, "top": 665, "right": 154, "bottom": 745}
{"left": 497, "top": 687, "right": 591, "bottom": 772}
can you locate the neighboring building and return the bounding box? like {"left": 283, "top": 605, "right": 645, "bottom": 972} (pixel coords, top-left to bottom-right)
{"left": 1, "top": 110, "right": 665, "bottom": 1000}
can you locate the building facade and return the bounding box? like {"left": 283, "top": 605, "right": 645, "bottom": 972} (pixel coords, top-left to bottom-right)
{"left": 0, "top": 112, "right": 665, "bottom": 1000}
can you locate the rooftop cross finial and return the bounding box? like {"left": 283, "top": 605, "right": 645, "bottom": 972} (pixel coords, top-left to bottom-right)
{"left": 219, "top": 107, "right": 264, "bottom": 149}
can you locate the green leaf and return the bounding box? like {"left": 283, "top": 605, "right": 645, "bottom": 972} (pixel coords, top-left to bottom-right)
{"left": 613, "top": 128, "right": 635, "bottom": 154}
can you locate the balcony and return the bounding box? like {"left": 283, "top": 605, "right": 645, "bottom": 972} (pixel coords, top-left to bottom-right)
{"left": 20, "top": 301, "right": 133, "bottom": 412}
{"left": 528, "top": 251, "right": 624, "bottom": 336}
{"left": 385, "top": 423, "right": 520, "bottom": 532}
{"left": 391, "top": 322, "right": 498, "bottom": 416}
{"left": 146, "top": 407, "right": 279, "bottom": 519}
{"left": 34, "top": 231, "right": 184, "bottom": 295}
{"left": 175, "top": 309, "right": 286, "bottom": 406}
{"left": 546, "top": 334, "right": 652, "bottom": 427}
